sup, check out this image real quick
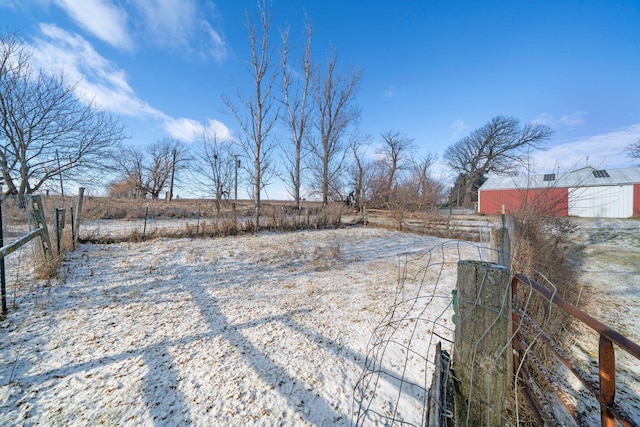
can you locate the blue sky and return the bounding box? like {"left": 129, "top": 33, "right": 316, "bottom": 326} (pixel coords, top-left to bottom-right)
{"left": 1, "top": 0, "right": 640, "bottom": 198}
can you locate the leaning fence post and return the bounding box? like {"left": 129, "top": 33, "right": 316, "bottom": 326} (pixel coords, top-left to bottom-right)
{"left": 28, "top": 195, "right": 53, "bottom": 267}
{"left": 55, "top": 204, "right": 60, "bottom": 256}
{"left": 73, "top": 187, "right": 85, "bottom": 247}
{"left": 453, "top": 260, "right": 513, "bottom": 426}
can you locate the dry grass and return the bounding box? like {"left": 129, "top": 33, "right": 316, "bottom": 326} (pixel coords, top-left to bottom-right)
{"left": 365, "top": 210, "right": 493, "bottom": 242}
{"left": 72, "top": 199, "right": 346, "bottom": 244}
{"left": 508, "top": 209, "right": 582, "bottom": 425}
{"left": 39, "top": 195, "right": 327, "bottom": 221}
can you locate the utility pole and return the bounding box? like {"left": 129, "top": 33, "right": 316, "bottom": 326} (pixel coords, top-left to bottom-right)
{"left": 168, "top": 148, "right": 177, "bottom": 202}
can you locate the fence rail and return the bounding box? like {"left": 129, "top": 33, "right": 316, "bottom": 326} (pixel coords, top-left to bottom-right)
{"left": 0, "top": 228, "right": 43, "bottom": 259}
{"left": 1, "top": 195, "right": 54, "bottom": 318}
{"left": 512, "top": 273, "right": 640, "bottom": 426}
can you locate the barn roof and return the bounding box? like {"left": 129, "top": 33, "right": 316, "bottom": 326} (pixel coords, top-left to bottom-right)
{"left": 479, "top": 166, "right": 640, "bottom": 191}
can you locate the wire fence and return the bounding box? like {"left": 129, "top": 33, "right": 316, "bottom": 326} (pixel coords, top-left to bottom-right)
{"left": 1, "top": 195, "right": 39, "bottom": 316}
{"left": 352, "top": 238, "right": 640, "bottom": 426}
{"left": 352, "top": 240, "right": 489, "bottom": 426}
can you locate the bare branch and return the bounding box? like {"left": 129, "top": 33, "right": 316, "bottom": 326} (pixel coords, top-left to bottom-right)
{"left": 224, "top": 1, "right": 279, "bottom": 227}
{"left": 444, "top": 116, "right": 553, "bottom": 207}
{"left": 0, "top": 32, "right": 125, "bottom": 195}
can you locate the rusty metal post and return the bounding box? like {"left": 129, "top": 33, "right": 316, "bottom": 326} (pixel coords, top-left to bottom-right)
{"left": 599, "top": 336, "right": 616, "bottom": 427}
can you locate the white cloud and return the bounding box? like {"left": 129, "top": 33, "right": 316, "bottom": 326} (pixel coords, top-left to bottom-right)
{"left": 531, "top": 124, "right": 640, "bottom": 172}
{"left": 53, "top": 0, "right": 132, "bottom": 50}
{"left": 559, "top": 111, "right": 586, "bottom": 126}
{"left": 450, "top": 119, "right": 468, "bottom": 136}
{"left": 164, "top": 118, "right": 204, "bottom": 142}
{"left": 201, "top": 20, "right": 227, "bottom": 62}
{"left": 532, "top": 111, "right": 587, "bottom": 127}
{"left": 206, "top": 119, "right": 233, "bottom": 141}
{"left": 30, "top": 25, "right": 231, "bottom": 144}
{"left": 383, "top": 86, "right": 396, "bottom": 99}
{"left": 532, "top": 113, "right": 553, "bottom": 125}
{"left": 134, "top": 0, "right": 227, "bottom": 61}
{"left": 5, "top": 0, "right": 226, "bottom": 60}
{"left": 134, "top": 0, "right": 195, "bottom": 48}
{"left": 165, "top": 118, "right": 233, "bottom": 143}
{"left": 32, "top": 24, "right": 158, "bottom": 117}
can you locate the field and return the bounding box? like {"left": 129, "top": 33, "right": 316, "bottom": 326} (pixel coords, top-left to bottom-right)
{"left": 1, "top": 211, "right": 639, "bottom": 425}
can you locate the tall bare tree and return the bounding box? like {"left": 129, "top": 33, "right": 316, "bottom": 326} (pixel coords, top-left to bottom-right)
{"left": 310, "top": 48, "right": 362, "bottom": 205}
{"left": 224, "top": 1, "right": 279, "bottom": 228}
{"left": 280, "top": 20, "right": 312, "bottom": 210}
{"left": 444, "top": 116, "right": 553, "bottom": 208}
{"left": 0, "top": 32, "right": 125, "bottom": 195}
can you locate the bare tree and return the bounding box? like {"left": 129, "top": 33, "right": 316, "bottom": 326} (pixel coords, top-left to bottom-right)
{"left": 146, "top": 139, "right": 189, "bottom": 199}
{"left": 310, "top": 48, "right": 362, "bottom": 205}
{"left": 346, "top": 131, "right": 373, "bottom": 209}
{"left": 280, "top": 19, "right": 312, "bottom": 210}
{"left": 626, "top": 139, "right": 640, "bottom": 160}
{"left": 116, "top": 146, "right": 147, "bottom": 197}
{"left": 223, "top": 1, "right": 279, "bottom": 228}
{"left": 0, "top": 32, "right": 125, "bottom": 195}
{"left": 444, "top": 116, "right": 553, "bottom": 208}
{"left": 377, "top": 130, "right": 415, "bottom": 207}
{"left": 116, "top": 138, "right": 189, "bottom": 199}
{"left": 408, "top": 154, "right": 442, "bottom": 210}
{"left": 192, "top": 126, "right": 235, "bottom": 213}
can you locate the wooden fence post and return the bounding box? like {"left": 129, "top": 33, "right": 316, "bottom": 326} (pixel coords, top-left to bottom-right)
{"left": 453, "top": 260, "right": 513, "bottom": 426}
{"left": 73, "top": 187, "right": 85, "bottom": 247}
{"left": 28, "top": 195, "right": 53, "bottom": 266}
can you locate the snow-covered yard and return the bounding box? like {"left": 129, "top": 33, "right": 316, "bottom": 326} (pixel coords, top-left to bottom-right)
{"left": 1, "top": 218, "right": 639, "bottom": 425}
{"left": 1, "top": 228, "right": 472, "bottom": 425}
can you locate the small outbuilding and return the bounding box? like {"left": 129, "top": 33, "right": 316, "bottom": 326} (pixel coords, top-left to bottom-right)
{"left": 478, "top": 166, "right": 640, "bottom": 218}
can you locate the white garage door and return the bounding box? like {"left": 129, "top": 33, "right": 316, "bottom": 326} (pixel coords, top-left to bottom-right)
{"left": 568, "top": 185, "right": 634, "bottom": 218}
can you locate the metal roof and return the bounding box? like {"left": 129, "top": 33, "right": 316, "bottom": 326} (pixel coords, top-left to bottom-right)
{"left": 479, "top": 166, "right": 640, "bottom": 191}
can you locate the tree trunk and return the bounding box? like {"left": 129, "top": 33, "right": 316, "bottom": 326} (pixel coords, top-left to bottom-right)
{"left": 254, "top": 149, "right": 261, "bottom": 229}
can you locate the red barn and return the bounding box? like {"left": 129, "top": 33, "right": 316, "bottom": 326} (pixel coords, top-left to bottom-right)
{"left": 478, "top": 166, "right": 640, "bottom": 218}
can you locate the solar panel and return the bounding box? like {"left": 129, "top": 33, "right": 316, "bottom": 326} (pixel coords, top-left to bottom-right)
{"left": 543, "top": 174, "right": 555, "bottom": 181}
{"left": 593, "top": 170, "right": 610, "bottom": 178}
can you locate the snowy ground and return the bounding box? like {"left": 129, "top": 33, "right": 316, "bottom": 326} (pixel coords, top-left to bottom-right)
{"left": 1, "top": 218, "right": 638, "bottom": 425}
{"left": 0, "top": 228, "right": 481, "bottom": 426}
{"left": 563, "top": 218, "right": 640, "bottom": 421}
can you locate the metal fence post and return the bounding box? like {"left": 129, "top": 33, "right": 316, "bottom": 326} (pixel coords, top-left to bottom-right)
{"left": 0, "top": 199, "right": 6, "bottom": 317}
